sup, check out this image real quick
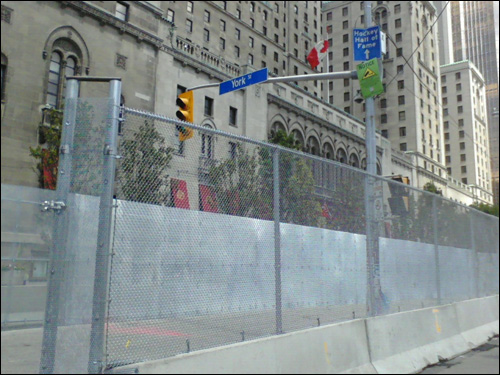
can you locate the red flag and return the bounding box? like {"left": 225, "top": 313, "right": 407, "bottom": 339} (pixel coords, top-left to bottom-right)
{"left": 307, "top": 40, "right": 330, "bottom": 70}
{"left": 321, "top": 202, "right": 331, "bottom": 219}
{"left": 171, "top": 179, "right": 190, "bottom": 209}
{"left": 199, "top": 184, "right": 218, "bottom": 213}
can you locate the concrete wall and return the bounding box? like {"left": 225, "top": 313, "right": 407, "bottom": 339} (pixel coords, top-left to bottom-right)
{"left": 109, "top": 296, "right": 499, "bottom": 374}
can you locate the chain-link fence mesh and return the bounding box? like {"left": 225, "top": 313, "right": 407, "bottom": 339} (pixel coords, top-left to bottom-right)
{"left": 101, "top": 108, "right": 499, "bottom": 368}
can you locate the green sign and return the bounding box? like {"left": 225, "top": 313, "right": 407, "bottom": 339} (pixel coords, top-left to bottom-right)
{"left": 356, "top": 58, "right": 384, "bottom": 99}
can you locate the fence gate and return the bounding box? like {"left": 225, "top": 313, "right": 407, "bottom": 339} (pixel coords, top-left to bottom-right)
{"left": 38, "top": 78, "right": 122, "bottom": 374}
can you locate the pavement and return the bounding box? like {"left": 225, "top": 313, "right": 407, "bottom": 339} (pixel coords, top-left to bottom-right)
{"left": 420, "top": 337, "right": 499, "bottom": 374}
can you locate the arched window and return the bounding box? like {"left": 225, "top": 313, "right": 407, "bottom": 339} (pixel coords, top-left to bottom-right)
{"left": 47, "top": 51, "right": 62, "bottom": 108}
{"left": 201, "top": 124, "right": 214, "bottom": 159}
{"left": 45, "top": 38, "right": 83, "bottom": 109}
{"left": 349, "top": 153, "right": 360, "bottom": 168}
{"left": 336, "top": 148, "right": 347, "bottom": 164}
{"left": 291, "top": 129, "right": 305, "bottom": 151}
{"left": 307, "top": 136, "right": 320, "bottom": 156}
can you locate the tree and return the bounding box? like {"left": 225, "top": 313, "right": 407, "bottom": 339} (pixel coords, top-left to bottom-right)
{"left": 470, "top": 202, "right": 499, "bottom": 217}
{"left": 208, "top": 130, "right": 323, "bottom": 227}
{"left": 118, "top": 120, "right": 174, "bottom": 205}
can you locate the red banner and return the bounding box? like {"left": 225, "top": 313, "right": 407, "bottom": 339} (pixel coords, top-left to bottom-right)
{"left": 199, "top": 184, "right": 218, "bottom": 213}
{"left": 42, "top": 149, "right": 57, "bottom": 190}
{"left": 171, "top": 179, "right": 190, "bottom": 209}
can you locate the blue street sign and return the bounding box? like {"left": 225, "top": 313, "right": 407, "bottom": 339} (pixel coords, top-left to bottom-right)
{"left": 353, "top": 26, "right": 382, "bottom": 61}
{"left": 219, "top": 68, "right": 268, "bottom": 95}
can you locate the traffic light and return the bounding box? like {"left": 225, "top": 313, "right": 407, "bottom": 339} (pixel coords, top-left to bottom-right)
{"left": 176, "top": 91, "right": 194, "bottom": 141}
{"left": 388, "top": 175, "right": 410, "bottom": 216}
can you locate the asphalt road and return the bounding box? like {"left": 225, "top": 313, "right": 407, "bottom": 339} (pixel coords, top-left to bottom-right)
{"left": 420, "top": 337, "right": 499, "bottom": 374}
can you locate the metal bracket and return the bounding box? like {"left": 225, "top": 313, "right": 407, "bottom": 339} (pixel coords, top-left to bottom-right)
{"left": 41, "top": 200, "right": 66, "bottom": 212}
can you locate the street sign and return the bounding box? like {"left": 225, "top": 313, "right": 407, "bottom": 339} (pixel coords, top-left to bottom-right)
{"left": 219, "top": 68, "right": 268, "bottom": 95}
{"left": 356, "top": 58, "right": 384, "bottom": 99}
{"left": 353, "top": 26, "right": 382, "bottom": 61}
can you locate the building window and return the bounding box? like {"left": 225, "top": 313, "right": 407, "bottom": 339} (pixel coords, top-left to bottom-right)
{"left": 458, "top": 119, "right": 464, "bottom": 127}
{"left": 1, "top": 57, "right": 6, "bottom": 101}
{"left": 395, "top": 4, "right": 401, "bottom": 13}
{"left": 186, "top": 19, "right": 193, "bottom": 33}
{"left": 187, "top": 1, "right": 194, "bottom": 13}
{"left": 327, "top": 12, "right": 332, "bottom": 21}
{"left": 461, "top": 154, "right": 466, "bottom": 162}
{"left": 397, "top": 80, "right": 404, "bottom": 89}
{"left": 204, "top": 10, "right": 211, "bottom": 23}
{"left": 381, "top": 114, "right": 387, "bottom": 124}
{"left": 229, "top": 107, "right": 237, "bottom": 126}
{"left": 235, "top": 46, "right": 240, "bottom": 58}
{"left": 327, "top": 25, "right": 333, "bottom": 34}
{"left": 201, "top": 132, "right": 213, "bottom": 159}
{"left": 204, "top": 97, "right": 214, "bottom": 117}
{"left": 236, "top": 28, "right": 241, "bottom": 40}
{"left": 343, "top": 34, "right": 349, "bottom": 43}
{"left": 398, "top": 95, "right": 405, "bottom": 105}
{"left": 262, "top": 45, "right": 267, "bottom": 55}
{"left": 343, "top": 20, "right": 349, "bottom": 29}
{"left": 342, "top": 7, "right": 348, "bottom": 16}
{"left": 46, "top": 52, "right": 62, "bottom": 107}
{"left": 395, "top": 18, "right": 401, "bottom": 28}
{"left": 219, "top": 38, "right": 225, "bottom": 50}
{"left": 250, "top": 17, "right": 254, "bottom": 27}
{"left": 460, "top": 142, "right": 465, "bottom": 150}
{"left": 458, "top": 106, "right": 463, "bottom": 113}
{"left": 443, "top": 97, "right": 448, "bottom": 105}
{"left": 455, "top": 72, "right": 461, "bottom": 80}
{"left": 456, "top": 83, "right": 462, "bottom": 91}
{"left": 344, "top": 92, "right": 350, "bottom": 101}
{"left": 220, "top": 20, "right": 226, "bottom": 32}
{"left": 461, "top": 166, "right": 467, "bottom": 174}
{"left": 343, "top": 47, "right": 349, "bottom": 57}
{"left": 399, "top": 111, "right": 406, "bottom": 121}
{"left": 203, "top": 29, "right": 210, "bottom": 42}
{"left": 166, "top": 9, "right": 175, "bottom": 23}
{"left": 397, "top": 65, "right": 404, "bottom": 73}
{"left": 249, "top": 37, "right": 254, "bottom": 48}
{"left": 248, "top": 54, "right": 254, "bottom": 65}
{"left": 229, "top": 141, "right": 237, "bottom": 159}
{"left": 457, "top": 94, "right": 462, "bottom": 102}
{"left": 459, "top": 130, "right": 465, "bottom": 138}
{"left": 115, "top": 2, "right": 129, "bottom": 21}
{"left": 263, "top": 26, "right": 267, "bottom": 36}
{"left": 399, "top": 127, "right": 406, "bottom": 137}
{"left": 400, "top": 143, "right": 407, "bottom": 151}
{"left": 380, "top": 99, "right": 387, "bottom": 108}
{"left": 343, "top": 61, "right": 349, "bottom": 70}
{"left": 382, "top": 129, "right": 388, "bottom": 138}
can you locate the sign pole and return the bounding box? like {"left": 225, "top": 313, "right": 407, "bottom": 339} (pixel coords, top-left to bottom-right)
{"left": 363, "top": 1, "right": 381, "bottom": 317}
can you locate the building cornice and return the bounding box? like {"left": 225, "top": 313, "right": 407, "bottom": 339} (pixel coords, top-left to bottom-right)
{"left": 62, "top": 1, "right": 163, "bottom": 48}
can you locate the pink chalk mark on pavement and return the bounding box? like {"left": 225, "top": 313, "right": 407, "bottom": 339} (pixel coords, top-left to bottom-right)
{"left": 107, "top": 323, "right": 190, "bottom": 337}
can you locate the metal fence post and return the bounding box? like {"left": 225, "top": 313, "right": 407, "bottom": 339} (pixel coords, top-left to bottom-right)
{"left": 433, "top": 196, "right": 441, "bottom": 305}
{"left": 39, "top": 79, "right": 80, "bottom": 374}
{"left": 469, "top": 213, "right": 479, "bottom": 298}
{"left": 273, "top": 148, "right": 282, "bottom": 334}
{"left": 88, "top": 79, "right": 122, "bottom": 374}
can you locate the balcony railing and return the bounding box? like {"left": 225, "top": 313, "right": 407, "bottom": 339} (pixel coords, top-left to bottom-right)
{"left": 175, "top": 37, "right": 241, "bottom": 77}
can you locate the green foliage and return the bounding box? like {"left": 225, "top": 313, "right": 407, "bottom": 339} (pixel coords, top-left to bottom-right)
{"left": 423, "top": 181, "right": 442, "bottom": 195}
{"left": 29, "top": 108, "right": 63, "bottom": 189}
{"left": 470, "top": 202, "right": 499, "bottom": 217}
{"left": 208, "top": 130, "right": 323, "bottom": 227}
{"left": 119, "top": 120, "right": 174, "bottom": 205}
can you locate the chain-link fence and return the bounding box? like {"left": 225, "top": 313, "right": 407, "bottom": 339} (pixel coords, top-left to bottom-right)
{"left": 102, "top": 107, "right": 499, "bottom": 368}
{"left": 2, "top": 96, "right": 498, "bottom": 374}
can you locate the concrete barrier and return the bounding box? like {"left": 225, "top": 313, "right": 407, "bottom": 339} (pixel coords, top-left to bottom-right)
{"left": 455, "top": 295, "right": 499, "bottom": 348}
{"left": 109, "top": 319, "right": 376, "bottom": 374}
{"left": 365, "top": 304, "right": 469, "bottom": 374}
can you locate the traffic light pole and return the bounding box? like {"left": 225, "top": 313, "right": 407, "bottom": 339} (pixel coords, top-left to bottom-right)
{"left": 363, "top": 1, "right": 382, "bottom": 317}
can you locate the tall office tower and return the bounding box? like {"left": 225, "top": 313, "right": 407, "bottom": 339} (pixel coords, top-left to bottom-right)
{"left": 323, "top": 1, "right": 447, "bottom": 190}
{"left": 450, "top": 1, "right": 500, "bottom": 204}
{"left": 441, "top": 61, "right": 494, "bottom": 204}
{"left": 435, "top": 1, "right": 453, "bottom": 65}
{"left": 167, "top": 1, "right": 323, "bottom": 96}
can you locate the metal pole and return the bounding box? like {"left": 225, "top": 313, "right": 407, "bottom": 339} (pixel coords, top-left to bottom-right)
{"left": 364, "top": 1, "right": 381, "bottom": 317}
{"left": 469, "top": 212, "right": 479, "bottom": 298}
{"left": 40, "top": 79, "right": 80, "bottom": 374}
{"left": 88, "top": 79, "right": 122, "bottom": 374}
{"left": 433, "top": 196, "right": 442, "bottom": 305}
{"left": 273, "top": 149, "right": 282, "bottom": 334}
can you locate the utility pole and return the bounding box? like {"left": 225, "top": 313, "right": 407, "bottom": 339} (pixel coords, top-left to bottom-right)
{"left": 363, "top": 1, "right": 382, "bottom": 317}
